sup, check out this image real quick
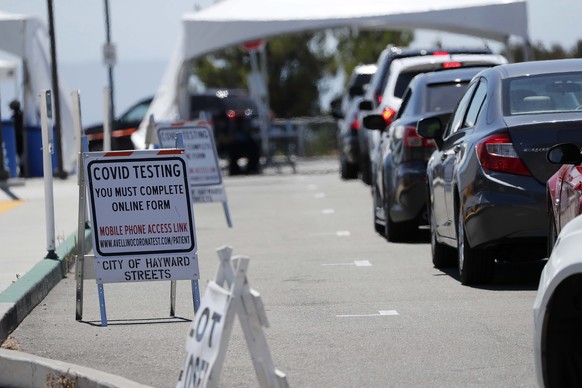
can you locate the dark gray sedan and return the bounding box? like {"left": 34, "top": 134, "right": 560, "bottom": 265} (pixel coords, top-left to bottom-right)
{"left": 366, "top": 67, "right": 491, "bottom": 242}
{"left": 418, "top": 59, "right": 582, "bottom": 285}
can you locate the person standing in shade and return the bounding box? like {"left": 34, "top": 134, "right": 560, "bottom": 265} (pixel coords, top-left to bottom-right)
{"left": 9, "top": 100, "right": 24, "bottom": 177}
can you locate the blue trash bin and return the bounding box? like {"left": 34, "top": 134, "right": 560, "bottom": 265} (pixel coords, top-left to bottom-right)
{"left": 26, "top": 125, "right": 58, "bottom": 177}
{"left": 1, "top": 120, "right": 18, "bottom": 178}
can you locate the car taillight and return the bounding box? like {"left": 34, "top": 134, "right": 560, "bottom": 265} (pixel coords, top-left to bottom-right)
{"left": 374, "top": 93, "right": 383, "bottom": 106}
{"left": 350, "top": 118, "right": 360, "bottom": 132}
{"left": 433, "top": 51, "right": 449, "bottom": 56}
{"left": 403, "top": 126, "right": 435, "bottom": 148}
{"left": 442, "top": 62, "right": 462, "bottom": 69}
{"left": 227, "top": 110, "right": 236, "bottom": 119}
{"left": 381, "top": 107, "right": 397, "bottom": 126}
{"left": 476, "top": 133, "right": 531, "bottom": 176}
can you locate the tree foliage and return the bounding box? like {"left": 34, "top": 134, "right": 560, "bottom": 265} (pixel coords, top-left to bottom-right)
{"left": 188, "top": 29, "right": 413, "bottom": 118}
{"left": 503, "top": 39, "right": 582, "bottom": 62}
{"left": 332, "top": 29, "right": 414, "bottom": 84}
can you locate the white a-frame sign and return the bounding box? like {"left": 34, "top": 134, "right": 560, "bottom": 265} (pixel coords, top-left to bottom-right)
{"left": 157, "top": 121, "right": 233, "bottom": 228}
{"left": 71, "top": 90, "right": 201, "bottom": 327}
{"left": 176, "top": 246, "right": 288, "bottom": 388}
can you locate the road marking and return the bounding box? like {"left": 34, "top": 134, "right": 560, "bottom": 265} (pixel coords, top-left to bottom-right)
{"left": 322, "top": 260, "right": 372, "bottom": 267}
{"left": 322, "top": 208, "right": 335, "bottom": 214}
{"left": 0, "top": 200, "right": 23, "bottom": 213}
{"left": 336, "top": 230, "right": 350, "bottom": 236}
{"left": 337, "top": 310, "right": 399, "bottom": 318}
{"left": 314, "top": 192, "right": 326, "bottom": 199}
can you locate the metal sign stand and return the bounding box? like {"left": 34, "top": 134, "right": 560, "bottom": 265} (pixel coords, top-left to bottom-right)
{"left": 72, "top": 91, "right": 200, "bottom": 326}
{"left": 176, "top": 246, "right": 288, "bottom": 388}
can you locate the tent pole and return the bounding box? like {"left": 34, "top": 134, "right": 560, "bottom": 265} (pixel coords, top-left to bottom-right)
{"left": 46, "top": 0, "right": 67, "bottom": 179}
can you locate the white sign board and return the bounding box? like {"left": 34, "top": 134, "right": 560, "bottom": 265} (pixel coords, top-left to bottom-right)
{"left": 176, "top": 281, "right": 230, "bottom": 388}
{"left": 84, "top": 149, "right": 199, "bottom": 283}
{"left": 157, "top": 122, "right": 227, "bottom": 203}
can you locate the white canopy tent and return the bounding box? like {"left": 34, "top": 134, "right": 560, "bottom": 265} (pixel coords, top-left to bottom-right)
{"left": 132, "top": 0, "right": 529, "bottom": 148}
{"left": 0, "top": 11, "right": 76, "bottom": 174}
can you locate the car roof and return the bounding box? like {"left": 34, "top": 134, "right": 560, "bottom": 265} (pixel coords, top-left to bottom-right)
{"left": 352, "top": 63, "right": 377, "bottom": 74}
{"left": 411, "top": 67, "right": 489, "bottom": 85}
{"left": 481, "top": 58, "right": 582, "bottom": 79}
{"left": 381, "top": 45, "right": 493, "bottom": 59}
{"left": 389, "top": 54, "right": 507, "bottom": 72}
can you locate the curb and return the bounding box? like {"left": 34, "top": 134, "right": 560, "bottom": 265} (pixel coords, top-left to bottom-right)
{"left": 0, "top": 229, "right": 92, "bottom": 343}
{"left": 0, "top": 348, "right": 153, "bottom": 388}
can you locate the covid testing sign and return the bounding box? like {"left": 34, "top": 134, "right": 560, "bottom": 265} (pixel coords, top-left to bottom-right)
{"left": 84, "top": 149, "right": 199, "bottom": 284}
{"left": 157, "top": 122, "right": 227, "bottom": 203}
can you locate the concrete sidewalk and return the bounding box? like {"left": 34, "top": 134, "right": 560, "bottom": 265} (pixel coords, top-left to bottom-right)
{"left": 0, "top": 176, "right": 122, "bottom": 387}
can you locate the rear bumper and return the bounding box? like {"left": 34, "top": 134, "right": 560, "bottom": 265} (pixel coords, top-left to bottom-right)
{"left": 463, "top": 174, "right": 547, "bottom": 258}
{"left": 389, "top": 161, "right": 428, "bottom": 223}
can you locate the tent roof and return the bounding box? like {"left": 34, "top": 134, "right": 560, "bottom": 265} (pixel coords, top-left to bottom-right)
{"left": 133, "top": 0, "right": 530, "bottom": 149}
{"left": 183, "top": 0, "right": 529, "bottom": 60}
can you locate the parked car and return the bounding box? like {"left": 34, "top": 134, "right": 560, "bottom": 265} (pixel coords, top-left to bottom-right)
{"left": 356, "top": 46, "right": 495, "bottom": 185}
{"left": 533, "top": 212, "right": 582, "bottom": 388}
{"left": 365, "top": 67, "right": 490, "bottom": 241}
{"left": 340, "top": 63, "right": 376, "bottom": 117}
{"left": 336, "top": 96, "right": 363, "bottom": 179}
{"left": 546, "top": 142, "right": 582, "bottom": 254}
{"left": 85, "top": 96, "right": 153, "bottom": 151}
{"left": 188, "top": 89, "right": 262, "bottom": 175}
{"left": 417, "top": 58, "right": 582, "bottom": 285}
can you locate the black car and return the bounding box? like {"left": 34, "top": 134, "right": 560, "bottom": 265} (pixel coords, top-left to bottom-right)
{"left": 356, "top": 46, "right": 493, "bottom": 185}
{"left": 85, "top": 96, "right": 152, "bottom": 151}
{"left": 417, "top": 58, "right": 582, "bottom": 285}
{"left": 365, "top": 67, "right": 488, "bottom": 241}
{"left": 336, "top": 96, "right": 363, "bottom": 179}
{"left": 189, "top": 90, "right": 262, "bottom": 175}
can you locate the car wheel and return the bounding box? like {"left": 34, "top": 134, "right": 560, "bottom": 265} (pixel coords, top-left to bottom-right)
{"left": 457, "top": 206, "right": 494, "bottom": 285}
{"left": 340, "top": 156, "right": 358, "bottom": 180}
{"left": 372, "top": 184, "right": 384, "bottom": 235}
{"left": 429, "top": 198, "right": 456, "bottom": 268}
{"left": 361, "top": 159, "right": 372, "bottom": 185}
{"left": 547, "top": 211, "right": 558, "bottom": 257}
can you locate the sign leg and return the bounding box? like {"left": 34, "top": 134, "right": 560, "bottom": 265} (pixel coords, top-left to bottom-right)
{"left": 170, "top": 280, "right": 177, "bottom": 317}
{"left": 192, "top": 279, "right": 200, "bottom": 314}
{"left": 222, "top": 201, "right": 233, "bottom": 228}
{"left": 98, "top": 284, "right": 108, "bottom": 327}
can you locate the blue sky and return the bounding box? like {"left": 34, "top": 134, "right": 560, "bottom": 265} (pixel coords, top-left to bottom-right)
{"left": 0, "top": 0, "right": 581, "bottom": 124}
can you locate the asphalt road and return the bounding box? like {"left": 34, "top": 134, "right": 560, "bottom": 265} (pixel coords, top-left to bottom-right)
{"left": 9, "top": 158, "right": 544, "bottom": 387}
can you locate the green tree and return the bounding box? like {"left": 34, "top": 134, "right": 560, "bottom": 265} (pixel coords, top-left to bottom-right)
{"left": 332, "top": 29, "right": 414, "bottom": 82}
{"left": 503, "top": 39, "right": 582, "bottom": 62}
{"left": 189, "top": 29, "right": 414, "bottom": 117}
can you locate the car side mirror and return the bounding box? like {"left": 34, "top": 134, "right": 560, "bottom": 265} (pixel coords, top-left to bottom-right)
{"left": 363, "top": 114, "right": 386, "bottom": 131}
{"left": 547, "top": 143, "right": 582, "bottom": 165}
{"left": 359, "top": 100, "right": 373, "bottom": 111}
{"left": 417, "top": 117, "right": 445, "bottom": 150}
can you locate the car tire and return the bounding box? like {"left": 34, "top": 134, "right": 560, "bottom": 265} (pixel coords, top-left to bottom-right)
{"left": 457, "top": 206, "right": 494, "bottom": 285}
{"left": 361, "top": 159, "right": 372, "bottom": 186}
{"left": 372, "top": 184, "right": 384, "bottom": 235}
{"left": 429, "top": 199, "right": 456, "bottom": 268}
{"left": 547, "top": 210, "right": 558, "bottom": 257}
{"left": 340, "top": 156, "right": 358, "bottom": 180}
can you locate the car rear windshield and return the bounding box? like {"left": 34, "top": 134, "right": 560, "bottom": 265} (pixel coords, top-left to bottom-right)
{"left": 425, "top": 82, "right": 471, "bottom": 113}
{"left": 506, "top": 72, "right": 582, "bottom": 115}
{"left": 395, "top": 71, "right": 425, "bottom": 98}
